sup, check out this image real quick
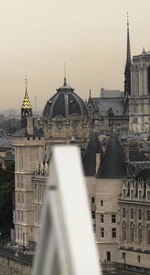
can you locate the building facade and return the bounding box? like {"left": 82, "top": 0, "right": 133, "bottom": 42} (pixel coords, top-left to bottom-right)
{"left": 129, "top": 50, "right": 150, "bottom": 133}
{"left": 13, "top": 78, "right": 91, "bottom": 246}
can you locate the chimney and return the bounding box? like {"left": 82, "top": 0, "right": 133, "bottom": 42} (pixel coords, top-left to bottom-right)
{"left": 27, "top": 117, "right": 34, "bottom": 136}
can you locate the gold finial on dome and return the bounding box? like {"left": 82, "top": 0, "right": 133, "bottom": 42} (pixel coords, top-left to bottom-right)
{"left": 21, "top": 77, "right": 32, "bottom": 109}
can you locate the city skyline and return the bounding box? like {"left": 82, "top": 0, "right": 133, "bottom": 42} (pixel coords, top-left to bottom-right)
{"left": 0, "top": 0, "right": 150, "bottom": 110}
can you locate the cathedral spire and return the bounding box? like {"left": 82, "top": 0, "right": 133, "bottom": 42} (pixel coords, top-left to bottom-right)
{"left": 126, "top": 12, "right": 131, "bottom": 65}
{"left": 63, "top": 63, "right": 67, "bottom": 86}
{"left": 25, "top": 77, "right": 28, "bottom": 97}
{"left": 124, "top": 12, "right": 131, "bottom": 99}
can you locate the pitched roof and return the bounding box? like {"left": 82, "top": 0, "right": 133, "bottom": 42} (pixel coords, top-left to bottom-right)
{"left": 96, "top": 132, "right": 126, "bottom": 178}
{"left": 89, "top": 97, "right": 129, "bottom": 116}
{"left": 82, "top": 132, "right": 102, "bottom": 176}
{"left": 13, "top": 126, "right": 44, "bottom": 137}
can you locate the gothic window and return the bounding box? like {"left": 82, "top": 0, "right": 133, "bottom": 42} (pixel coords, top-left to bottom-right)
{"left": 21, "top": 211, "right": 23, "bottom": 222}
{"left": 100, "top": 200, "right": 103, "bottom": 206}
{"left": 122, "top": 226, "right": 126, "bottom": 241}
{"left": 130, "top": 227, "right": 134, "bottom": 243}
{"left": 148, "top": 66, "right": 150, "bottom": 95}
{"left": 122, "top": 208, "right": 126, "bottom": 218}
{"left": 138, "top": 209, "right": 142, "bottom": 220}
{"left": 138, "top": 227, "right": 142, "bottom": 244}
{"left": 130, "top": 208, "right": 134, "bottom": 219}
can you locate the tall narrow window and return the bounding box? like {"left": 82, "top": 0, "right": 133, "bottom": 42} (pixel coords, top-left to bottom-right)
{"left": 112, "top": 215, "right": 116, "bottom": 223}
{"left": 107, "top": 251, "right": 111, "bottom": 262}
{"left": 101, "top": 214, "right": 104, "bottom": 223}
{"left": 101, "top": 227, "right": 104, "bottom": 238}
{"left": 139, "top": 228, "right": 142, "bottom": 244}
{"left": 112, "top": 228, "right": 116, "bottom": 238}
{"left": 138, "top": 209, "right": 142, "bottom": 220}
{"left": 123, "top": 226, "right": 126, "bottom": 241}
{"left": 91, "top": 197, "right": 95, "bottom": 203}
{"left": 130, "top": 208, "right": 134, "bottom": 219}
{"left": 101, "top": 200, "right": 103, "bottom": 206}
{"left": 130, "top": 227, "right": 134, "bottom": 242}
{"left": 122, "top": 208, "right": 126, "bottom": 218}
{"left": 92, "top": 211, "right": 95, "bottom": 219}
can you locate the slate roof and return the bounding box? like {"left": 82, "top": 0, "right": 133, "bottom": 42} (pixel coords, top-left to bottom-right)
{"left": 13, "top": 126, "right": 44, "bottom": 137}
{"left": 82, "top": 132, "right": 102, "bottom": 176}
{"left": 96, "top": 132, "right": 126, "bottom": 178}
{"left": 136, "top": 168, "right": 150, "bottom": 178}
{"left": 43, "top": 79, "right": 89, "bottom": 119}
{"left": 0, "top": 138, "right": 13, "bottom": 148}
{"left": 90, "top": 97, "right": 129, "bottom": 116}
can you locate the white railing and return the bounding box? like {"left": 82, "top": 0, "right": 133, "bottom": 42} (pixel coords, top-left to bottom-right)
{"left": 33, "top": 145, "right": 102, "bottom": 275}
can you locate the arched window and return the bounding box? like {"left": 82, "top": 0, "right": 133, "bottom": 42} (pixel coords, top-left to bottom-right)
{"left": 148, "top": 66, "right": 150, "bottom": 95}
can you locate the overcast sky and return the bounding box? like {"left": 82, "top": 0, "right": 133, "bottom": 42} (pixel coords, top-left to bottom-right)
{"left": 0, "top": 0, "right": 150, "bottom": 112}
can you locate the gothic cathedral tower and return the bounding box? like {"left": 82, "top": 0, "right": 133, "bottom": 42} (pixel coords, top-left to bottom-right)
{"left": 129, "top": 49, "right": 150, "bottom": 133}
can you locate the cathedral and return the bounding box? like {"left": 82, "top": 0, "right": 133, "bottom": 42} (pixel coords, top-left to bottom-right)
{"left": 13, "top": 18, "right": 150, "bottom": 274}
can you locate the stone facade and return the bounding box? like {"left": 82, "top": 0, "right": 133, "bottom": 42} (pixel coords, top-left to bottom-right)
{"left": 13, "top": 80, "right": 91, "bottom": 247}
{"left": 118, "top": 167, "right": 150, "bottom": 270}
{"left": 129, "top": 50, "right": 150, "bottom": 133}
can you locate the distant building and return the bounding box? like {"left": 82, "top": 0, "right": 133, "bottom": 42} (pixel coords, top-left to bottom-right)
{"left": 129, "top": 49, "right": 150, "bottom": 133}
{"left": 100, "top": 88, "right": 124, "bottom": 98}
{"left": 13, "top": 78, "right": 91, "bottom": 246}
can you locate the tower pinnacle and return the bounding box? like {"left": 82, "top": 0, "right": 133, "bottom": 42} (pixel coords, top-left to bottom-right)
{"left": 124, "top": 12, "right": 131, "bottom": 99}
{"left": 21, "top": 78, "right": 32, "bottom": 128}
{"left": 64, "top": 63, "right": 67, "bottom": 86}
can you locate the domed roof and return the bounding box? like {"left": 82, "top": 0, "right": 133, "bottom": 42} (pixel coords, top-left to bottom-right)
{"left": 43, "top": 78, "right": 89, "bottom": 119}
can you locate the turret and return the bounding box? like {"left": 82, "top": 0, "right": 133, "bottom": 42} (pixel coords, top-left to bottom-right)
{"left": 21, "top": 78, "right": 32, "bottom": 128}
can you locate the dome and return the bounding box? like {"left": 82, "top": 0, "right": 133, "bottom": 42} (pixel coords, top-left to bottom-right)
{"left": 43, "top": 78, "right": 89, "bottom": 119}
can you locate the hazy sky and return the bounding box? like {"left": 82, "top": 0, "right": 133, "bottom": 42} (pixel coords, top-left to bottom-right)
{"left": 0, "top": 0, "right": 150, "bottom": 112}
